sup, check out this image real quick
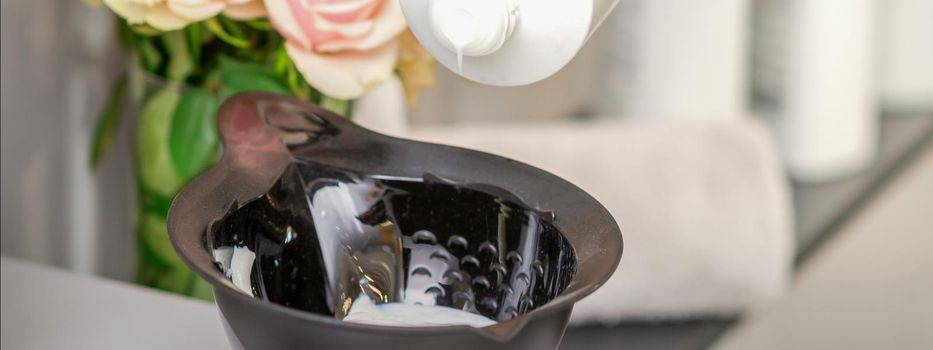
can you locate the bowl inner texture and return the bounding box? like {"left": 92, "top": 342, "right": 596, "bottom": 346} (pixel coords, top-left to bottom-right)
{"left": 208, "top": 159, "right": 576, "bottom": 323}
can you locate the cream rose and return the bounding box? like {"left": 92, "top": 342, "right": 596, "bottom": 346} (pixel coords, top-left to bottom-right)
{"left": 265, "top": 0, "right": 407, "bottom": 99}
{"left": 104, "top": 0, "right": 266, "bottom": 31}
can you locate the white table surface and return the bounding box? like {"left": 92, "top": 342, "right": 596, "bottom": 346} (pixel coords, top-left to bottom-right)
{"left": 0, "top": 256, "right": 228, "bottom": 349}
{"left": 714, "top": 147, "right": 933, "bottom": 349}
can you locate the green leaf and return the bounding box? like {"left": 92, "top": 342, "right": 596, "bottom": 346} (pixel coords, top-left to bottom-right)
{"left": 218, "top": 56, "right": 290, "bottom": 97}
{"left": 136, "top": 237, "right": 168, "bottom": 286}
{"left": 139, "top": 211, "right": 185, "bottom": 268}
{"left": 116, "top": 20, "right": 139, "bottom": 49}
{"left": 137, "top": 184, "right": 175, "bottom": 217}
{"left": 319, "top": 95, "right": 351, "bottom": 116}
{"left": 189, "top": 277, "right": 214, "bottom": 301}
{"left": 155, "top": 264, "right": 194, "bottom": 294}
{"left": 90, "top": 75, "right": 127, "bottom": 168}
{"left": 169, "top": 88, "right": 220, "bottom": 180}
{"left": 128, "top": 57, "right": 147, "bottom": 104}
{"left": 136, "top": 85, "right": 185, "bottom": 196}
{"left": 162, "top": 31, "right": 193, "bottom": 81}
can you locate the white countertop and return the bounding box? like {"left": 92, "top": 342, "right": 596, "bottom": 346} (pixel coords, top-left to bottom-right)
{"left": 0, "top": 256, "right": 228, "bottom": 349}
{"left": 714, "top": 147, "right": 933, "bottom": 349}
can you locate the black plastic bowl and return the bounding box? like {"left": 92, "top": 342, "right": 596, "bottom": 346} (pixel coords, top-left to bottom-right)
{"left": 167, "top": 93, "right": 622, "bottom": 349}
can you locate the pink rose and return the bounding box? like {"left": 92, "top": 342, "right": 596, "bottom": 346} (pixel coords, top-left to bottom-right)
{"left": 224, "top": 0, "right": 268, "bottom": 20}
{"left": 265, "top": 0, "right": 407, "bottom": 99}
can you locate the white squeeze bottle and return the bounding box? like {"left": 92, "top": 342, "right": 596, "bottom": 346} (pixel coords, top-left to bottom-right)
{"left": 400, "top": 0, "right": 620, "bottom": 86}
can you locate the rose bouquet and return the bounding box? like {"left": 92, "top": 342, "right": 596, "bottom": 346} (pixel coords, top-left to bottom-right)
{"left": 90, "top": 0, "right": 434, "bottom": 299}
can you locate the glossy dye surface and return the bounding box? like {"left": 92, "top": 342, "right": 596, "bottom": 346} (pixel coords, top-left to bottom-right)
{"left": 208, "top": 160, "right": 576, "bottom": 323}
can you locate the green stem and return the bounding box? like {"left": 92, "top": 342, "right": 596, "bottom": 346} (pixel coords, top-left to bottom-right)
{"left": 185, "top": 23, "right": 203, "bottom": 64}
{"left": 245, "top": 19, "right": 275, "bottom": 31}
{"left": 205, "top": 18, "right": 250, "bottom": 49}
{"left": 319, "top": 96, "right": 351, "bottom": 117}
{"left": 129, "top": 24, "right": 161, "bottom": 36}
{"left": 220, "top": 16, "right": 246, "bottom": 39}
{"left": 90, "top": 75, "right": 128, "bottom": 168}
{"left": 286, "top": 63, "right": 306, "bottom": 99}
{"left": 273, "top": 46, "right": 289, "bottom": 76}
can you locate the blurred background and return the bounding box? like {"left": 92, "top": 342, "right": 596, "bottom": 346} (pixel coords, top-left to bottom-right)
{"left": 2, "top": 0, "right": 931, "bottom": 349}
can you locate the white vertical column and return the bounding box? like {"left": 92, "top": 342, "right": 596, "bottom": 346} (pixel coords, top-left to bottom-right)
{"left": 596, "top": 0, "right": 750, "bottom": 120}
{"left": 763, "top": 0, "right": 879, "bottom": 182}
{"left": 65, "top": 69, "right": 99, "bottom": 275}
{"left": 878, "top": 0, "right": 933, "bottom": 112}
{"left": 64, "top": 2, "right": 127, "bottom": 277}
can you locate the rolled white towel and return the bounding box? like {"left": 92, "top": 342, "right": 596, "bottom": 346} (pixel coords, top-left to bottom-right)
{"left": 406, "top": 118, "right": 794, "bottom": 323}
